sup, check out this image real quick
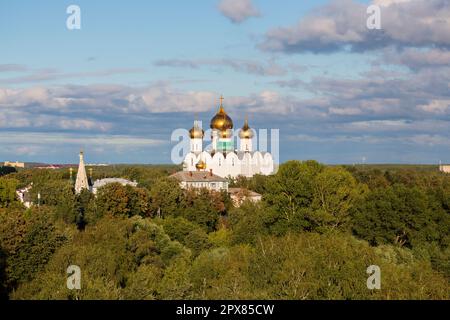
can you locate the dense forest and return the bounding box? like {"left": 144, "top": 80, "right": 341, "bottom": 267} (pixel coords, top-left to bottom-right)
{"left": 0, "top": 161, "right": 448, "bottom": 300}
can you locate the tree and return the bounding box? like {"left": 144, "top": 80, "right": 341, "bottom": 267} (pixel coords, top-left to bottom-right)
{"left": 309, "top": 167, "right": 367, "bottom": 232}
{"left": 0, "top": 246, "right": 7, "bottom": 299}
{"left": 88, "top": 183, "right": 151, "bottom": 222}
{"left": 182, "top": 189, "right": 220, "bottom": 232}
{"left": 75, "top": 188, "right": 94, "bottom": 229}
{"left": 352, "top": 185, "right": 442, "bottom": 248}
{"left": 0, "top": 166, "right": 17, "bottom": 177}
{"left": 0, "top": 206, "right": 66, "bottom": 293}
{"left": 0, "top": 178, "right": 19, "bottom": 208}
{"left": 228, "top": 201, "right": 267, "bottom": 245}
{"left": 157, "top": 216, "right": 211, "bottom": 257}
{"left": 11, "top": 216, "right": 190, "bottom": 300}
{"left": 263, "top": 160, "right": 324, "bottom": 235}
{"left": 29, "top": 180, "right": 76, "bottom": 222}
{"left": 190, "top": 246, "right": 253, "bottom": 299}
{"left": 249, "top": 232, "right": 449, "bottom": 300}
{"left": 149, "top": 177, "right": 184, "bottom": 218}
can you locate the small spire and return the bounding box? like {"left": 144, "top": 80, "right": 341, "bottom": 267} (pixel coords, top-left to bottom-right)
{"left": 243, "top": 115, "right": 250, "bottom": 130}
{"left": 220, "top": 95, "right": 224, "bottom": 107}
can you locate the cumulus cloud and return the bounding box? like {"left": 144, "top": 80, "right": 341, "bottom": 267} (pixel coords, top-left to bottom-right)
{"left": 218, "top": 0, "right": 260, "bottom": 23}
{"left": 0, "top": 132, "right": 164, "bottom": 147}
{"left": 0, "top": 64, "right": 28, "bottom": 72}
{"left": 260, "top": 0, "right": 450, "bottom": 54}
{"left": 1, "top": 70, "right": 450, "bottom": 163}
{"left": 417, "top": 99, "right": 450, "bottom": 114}
{"left": 382, "top": 48, "right": 450, "bottom": 70}
{"left": 0, "top": 67, "right": 146, "bottom": 85}
{"left": 154, "top": 58, "right": 288, "bottom": 76}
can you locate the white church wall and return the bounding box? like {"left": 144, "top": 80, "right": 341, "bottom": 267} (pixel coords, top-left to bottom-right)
{"left": 261, "top": 153, "right": 274, "bottom": 175}
{"left": 251, "top": 151, "right": 263, "bottom": 176}
{"left": 224, "top": 152, "right": 240, "bottom": 177}
{"left": 211, "top": 152, "right": 227, "bottom": 177}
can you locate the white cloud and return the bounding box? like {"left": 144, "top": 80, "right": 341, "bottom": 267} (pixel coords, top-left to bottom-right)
{"left": 154, "top": 58, "right": 288, "bottom": 76}
{"left": 383, "top": 48, "right": 450, "bottom": 70}
{"left": 374, "top": 0, "right": 412, "bottom": 7}
{"left": 0, "top": 132, "right": 165, "bottom": 147}
{"left": 261, "top": 0, "right": 450, "bottom": 53}
{"left": 418, "top": 100, "right": 450, "bottom": 114}
{"left": 218, "top": 0, "right": 260, "bottom": 23}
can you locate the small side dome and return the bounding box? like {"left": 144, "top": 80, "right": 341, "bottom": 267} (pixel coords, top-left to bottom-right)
{"left": 195, "top": 160, "right": 206, "bottom": 170}
{"left": 239, "top": 119, "right": 254, "bottom": 139}
{"left": 189, "top": 122, "right": 204, "bottom": 139}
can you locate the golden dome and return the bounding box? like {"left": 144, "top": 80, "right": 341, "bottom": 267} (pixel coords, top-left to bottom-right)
{"left": 195, "top": 160, "right": 206, "bottom": 170}
{"left": 239, "top": 118, "right": 254, "bottom": 139}
{"left": 189, "top": 123, "right": 204, "bottom": 139}
{"left": 210, "top": 96, "right": 233, "bottom": 130}
{"left": 220, "top": 129, "right": 232, "bottom": 139}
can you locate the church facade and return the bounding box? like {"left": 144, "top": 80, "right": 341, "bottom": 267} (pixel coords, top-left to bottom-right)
{"left": 183, "top": 96, "right": 274, "bottom": 178}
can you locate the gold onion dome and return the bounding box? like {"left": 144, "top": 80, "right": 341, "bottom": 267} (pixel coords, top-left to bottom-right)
{"left": 239, "top": 118, "right": 254, "bottom": 139}
{"left": 220, "top": 129, "right": 232, "bottom": 139}
{"left": 195, "top": 160, "right": 206, "bottom": 170}
{"left": 210, "top": 96, "right": 233, "bottom": 130}
{"left": 189, "top": 123, "right": 204, "bottom": 139}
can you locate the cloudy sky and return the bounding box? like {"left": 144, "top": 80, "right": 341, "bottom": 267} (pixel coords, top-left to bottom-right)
{"left": 1, "top": 0, "right": 449, "bottom": 164}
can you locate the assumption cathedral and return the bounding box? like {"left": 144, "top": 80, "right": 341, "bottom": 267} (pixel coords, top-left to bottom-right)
{"left": 182, "top": 96, "right": 274, "bottom": 178}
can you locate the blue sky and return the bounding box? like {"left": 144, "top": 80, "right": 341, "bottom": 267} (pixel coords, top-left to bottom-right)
{"left": 1, "top": 0, "right": 449, "bottom": 164}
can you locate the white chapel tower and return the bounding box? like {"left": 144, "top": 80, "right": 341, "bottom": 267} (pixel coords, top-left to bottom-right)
{"left": 75, "top": 150, "right": 89, "bottom": 194}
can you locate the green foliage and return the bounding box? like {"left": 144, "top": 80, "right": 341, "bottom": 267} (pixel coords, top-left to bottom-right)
{"left": 86, "top": 183, "right": 151, "bottom": 222}
{"left": 263, "top": 160, "right": 323, "bottom": 234}
{"left": 0, "top": 178, "right": 20, "bottom": 208}
{"left": 229, "top": 174, "right": 270, "bottom": 195}
{"left": 309, "top": 167, "right": 367, "bottom": 232}
{"left": 0, "top": 206, "right": 66, "bottom": 292}
{"left": 352, "top": 184, "right": 448, "bottom": 248}
{"left": 157, "top": 217, "right": 211, "bottom": 256}
{"left": 0, "top": 246, "right": 7, "bottom": 299}
{"left": 11, "top": 216, "right": 190, "bottom": 300}
{"left": 0, "top": 166, "right": 17, "bottom": 177}
{"left": 249, "top": 232, "right": 448, "bottom": 299}
{"left": 149, "top": 177, "right": 184, "bottom": 218}
{"left": 208, "top": 228, "right": 232, "bottom": 248}
{"left": 190, "top": 246, "right": 253, "bottom": 299}
{"left": 3, "top": 163, "right": 449, "bottom": 300}
{"left": 181, "top": 189, "right": 221, "bottom": 232}
{"left": 228, "top": 201, "right": 267, "bottom": 245}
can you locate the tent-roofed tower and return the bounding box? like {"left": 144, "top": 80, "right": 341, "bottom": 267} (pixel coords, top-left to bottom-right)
{"left": 75, "top": 150, "right": 89, "bottom": 194}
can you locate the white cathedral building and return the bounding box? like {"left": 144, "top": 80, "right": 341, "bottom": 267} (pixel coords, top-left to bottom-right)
{"left": 183, "top": 96, "right": 274, "bottom": 178}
